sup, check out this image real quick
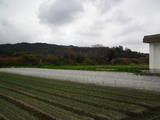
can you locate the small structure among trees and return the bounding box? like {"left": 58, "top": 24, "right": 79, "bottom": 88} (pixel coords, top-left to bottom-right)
{"left": 143, "top": 34, "right": 160, "bottom": 73}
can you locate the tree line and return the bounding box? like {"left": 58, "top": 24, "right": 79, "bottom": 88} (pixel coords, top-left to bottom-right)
{"left": 0, "top": 43, "right": 149, "bottom": 66}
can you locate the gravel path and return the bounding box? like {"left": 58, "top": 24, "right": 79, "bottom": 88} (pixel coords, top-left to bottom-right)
{"left": 0, "top": 68, "right": 160, "bottom": 92}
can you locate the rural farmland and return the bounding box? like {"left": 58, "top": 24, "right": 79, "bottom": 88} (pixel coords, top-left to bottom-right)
{"left": 0, "top": 68, "right": 160, "bottom": 92}
{"left": 0, "top": 72, "right": 160, "bottom": 120}
{"left": 1, "top": 0, "right": 160, "bottom": 119}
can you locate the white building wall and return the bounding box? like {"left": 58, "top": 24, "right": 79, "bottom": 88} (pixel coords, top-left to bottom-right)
{"left": 150, "top": 43, "right": 160, "bottom": 73}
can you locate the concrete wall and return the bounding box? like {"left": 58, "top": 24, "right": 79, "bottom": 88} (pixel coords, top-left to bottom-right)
{"left": 150, "top": 43, "right": 160, "bottom": 73}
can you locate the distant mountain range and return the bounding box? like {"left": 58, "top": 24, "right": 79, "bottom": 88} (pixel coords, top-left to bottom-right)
{"left": 0, "top": 43, "right": 71, "bottom": 56}
{"left": 0, "top": 42, "right": 147, "bottom": 57}
{"left": 0, "top": 43, "right": 148, "bottom": 65}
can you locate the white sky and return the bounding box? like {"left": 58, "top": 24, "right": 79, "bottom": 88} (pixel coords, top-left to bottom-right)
{"left": 0, "top": 0, "right": 160, "bottom": 53}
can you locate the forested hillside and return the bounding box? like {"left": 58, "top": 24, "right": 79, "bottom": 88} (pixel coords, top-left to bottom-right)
{"left": 0, "top": 43, "right": 148, "bottom": 66}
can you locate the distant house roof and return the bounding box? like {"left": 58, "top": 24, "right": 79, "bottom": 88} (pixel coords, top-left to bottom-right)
{"left": 143, "top": 34, "right": 160, "bottom": 43}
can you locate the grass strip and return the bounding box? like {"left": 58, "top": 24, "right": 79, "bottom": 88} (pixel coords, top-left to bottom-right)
{"left": 0, "top": 76, "right": 150, "bottom": 107}
{"left": 0, "top": 83, "right": 128, "bottom": 120}
{"left": 130, "top": 109, "right": 160, "bottom": 120}
{"left": 42, "top": 80, "right": 160, "bottom": 101}
{"left": 38, "top": 65, "right": 149, "bottom": 73}
{"left": 0, "top": 98, "right": 40, "bottom": 120}
{"left": 0, "top": 87, "right": 94, "bottom": 120}
{"left": 0, "top": 79, "right": 143, "bottom": 116}
{"left": 0, "top": 72, "right": 159, "bottom": 102}
{"left": 0, "top": 113, "right": 9, "bottom": 120}
{"left": 1, "top": 72, "right": 159, "bottom": 102}
{"left": 0, "top": 79, "right": 154, "bottom": 115}
{"left": 0, "top": 94, "right": 56, "bottom": 120}
{"left": 35, "top": 78, "right": 159, "bottom": 101}
{"left": 0, "top": 85, "right": 114, "bottom": 120}
{"left": 13, "top": 80, "right": 155, "bottom": 109}
{"left": 0, "top": 74, "right": 156, "bottom": 107}
{"left": 0, "top": 72, "right": 160, "bottom": 120}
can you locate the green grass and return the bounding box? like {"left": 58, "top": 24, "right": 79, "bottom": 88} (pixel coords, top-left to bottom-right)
{"left": 38, "top": 65, "right": 149, "bottom": 73}
{"left": 2, "top": 65, "right": 149, "bottom": 73}
{"left": 0, "top": 72, "right": 159, "bottom": 120}
{"left": 0, "top": 87, "right": 92, "bottom": 120}
{"left": 0, "top": 98, "right": 39, "bottom": 120}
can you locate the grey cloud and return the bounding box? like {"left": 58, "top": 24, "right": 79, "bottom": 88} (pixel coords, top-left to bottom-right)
{"left": 91, "top": 0, "right": 123, "bottom": 14}
{"left": 0, "top": 0, "right": 7, "bottom": 7}
{"left": 1, "top": 0, "right": 160, "bottom": 53}
{"left": 106, "top": 10, "right": 146, "bottom": 38}
{"left": 77, "top": 19, "right": 105, "bottom": 38}
{"left": 115, "top": 22, "right": 146, "bottom": 39}
{"left": 0, "top": 0, "right": 4, "bottom": 4}
{"left": 0, "top": 20, "right": 33, "bottom": 44}
{"left": 107, "top": 11, "right": 132, "bottom": 24}
{"left": 39, "top": 0, "right": 83, "bottom": 26}
{"left": 121, "top": 39, "right": 143, "bottom": 45}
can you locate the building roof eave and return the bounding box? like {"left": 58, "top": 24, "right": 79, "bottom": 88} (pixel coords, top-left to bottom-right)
{"left": 143, "top": 34, "right": 160, "bottom": 43}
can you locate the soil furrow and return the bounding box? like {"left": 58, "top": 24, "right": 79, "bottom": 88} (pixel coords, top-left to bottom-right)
{"left": 0, "top": 93, "right": 56, "bottom": 120}
{"left": 36, "top": 85, "right": 153, "bottom": 109}
{"left": 0, "top": 80, "right": 149, "bottom": 117}
{"left": 0, "top": 85, "right": 112, "bottom": 120}
{"left": 0, "top": 78, "right": 157, "bottom": 109}
{"left": 0, "top": 114, "right": 8, "bottom": 120}
{"left": 47, "top": 85, "right": 156, "bottom": 100}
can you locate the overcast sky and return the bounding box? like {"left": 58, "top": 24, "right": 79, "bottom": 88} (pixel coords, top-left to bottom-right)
{"left": 0, "top": 0, "right": 160, "bottom": 53}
